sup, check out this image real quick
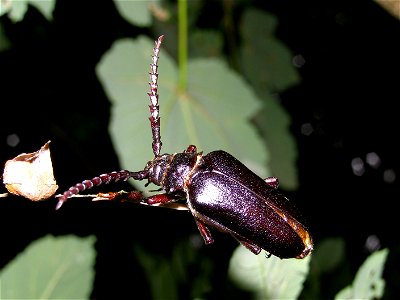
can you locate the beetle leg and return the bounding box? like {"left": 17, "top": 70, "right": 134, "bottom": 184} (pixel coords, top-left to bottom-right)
{"left": 94, "top": 191, "right": 143, "bottom": 203}
{"left": 158, "top": 202, "right": 189, "bottom": 210}
{"left": 146, "top": 193, "right": 177, "bottom": 205}
{"left": 103, "top": 192, "right": 187, "bottom": 210}
{"left": 233, "top": 235, "right": 262, "bottom": 255}
{"left": 194, "top": 219, "right": 214, "bottom": 244}
{"left": 264, "top": 177, "right": 279, "bottom": 189}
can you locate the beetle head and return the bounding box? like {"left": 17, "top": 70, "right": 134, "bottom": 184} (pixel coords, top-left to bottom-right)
{"left": 144, "top": 154, "right": 174, "bottom": 187}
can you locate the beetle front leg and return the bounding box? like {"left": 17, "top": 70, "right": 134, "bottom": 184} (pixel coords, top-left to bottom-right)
{"left": 142, "top": 193, "right": 189, "bottom": 210}
{"left": 94, "top": 191, "right": 143, "bottom": 203}
{"left": 92, "top": 191, "right": 175, "bottom": 205}
{"left": 146, "top": 193, "right": 176, "bottom": 205}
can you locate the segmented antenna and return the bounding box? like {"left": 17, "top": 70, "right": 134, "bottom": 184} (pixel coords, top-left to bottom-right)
{"left": 56, "top": 35, "right": 166, "bottom": 210}
{"left": 55, "top": 170, "right": 148, "bottom": 210}
{"left": 148, "top": 35, "right": 164, "bottom": 157}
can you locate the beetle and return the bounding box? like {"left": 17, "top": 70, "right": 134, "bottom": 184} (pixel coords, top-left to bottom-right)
{"left": 56, "top": 35, "right": 313, "bottom": 259}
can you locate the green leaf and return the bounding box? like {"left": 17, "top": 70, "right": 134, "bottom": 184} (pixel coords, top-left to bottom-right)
{"left": 335, "top": 248, "right": 389, "bottom": 300}
{"left": 96, "top": 36, "right": 269, "bottom": 194}
{"left": 0, "top": 235, "right": 96, "bottom": 299}
{"left": 114, "top": 0, "right": 160, "bottom": 27}
{"left": 240, "top": 8, "right": 300, "bottom": 92}
{"left": 240, "top": 8, "right": 301, "bottom": 190}
{"left": 29, "top": 0, "right": 55, "bottom": 21}
{"left": 1, "top": 0, "right": 28, "bottom": 21}
{"left": 2, "top": 0, "right": 55, "bottom": 22}
{"left": 253, "top": 101, "right": 299, "bottom": 190}
{"left": 228, "top": 246, "right": 311, "bottom": 300}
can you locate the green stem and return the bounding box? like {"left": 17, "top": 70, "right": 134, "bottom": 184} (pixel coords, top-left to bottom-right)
{"left": 178, "top": 0, "right": 188, "bottom": 91}
{"left": 177, "top": 0, "right": 199, "bottom": 145}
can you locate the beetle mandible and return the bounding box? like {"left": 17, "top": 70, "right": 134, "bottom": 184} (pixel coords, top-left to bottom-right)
{"left": 57, "top": 35, "right": 313, "bottom": 259}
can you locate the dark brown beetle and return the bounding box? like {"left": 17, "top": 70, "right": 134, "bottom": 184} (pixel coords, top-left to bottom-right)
{"left": 57, "top": 35, "right": 313, "bottom": 259}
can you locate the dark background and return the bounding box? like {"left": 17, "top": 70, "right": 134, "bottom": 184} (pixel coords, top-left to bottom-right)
{"left": 1, "top": 0, "right": 399, "bottom": 299}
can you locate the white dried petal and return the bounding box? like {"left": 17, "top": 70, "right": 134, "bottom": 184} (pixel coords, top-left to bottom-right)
{"left": 3, "top": 141, "right": 58, "bottom": 201}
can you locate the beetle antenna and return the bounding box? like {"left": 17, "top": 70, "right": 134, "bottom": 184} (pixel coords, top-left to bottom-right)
{"left": 56, "top": 36, "right": 165, "bottom": 210}
{"left": 148, "top": 35, "right": 164, "bottom": 157}
{"left": 55, "top": 170, "right": 148, "bottom": 210}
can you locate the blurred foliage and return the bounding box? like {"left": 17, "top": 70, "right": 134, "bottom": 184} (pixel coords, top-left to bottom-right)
{"left": 0, "top": 235, "right": 95, "bottom": 299}
{"left": 0, "top": 234, "right": 389, "bottom": 299}
{"left": 0, "top": 0, "right": 54, "bottom": 22}
{"left": 239, "top": 8, "right": 300, "bottom": 190}
{"left": 0, "top": 0, "right": 398, "bottom": 299}
{"left": 335, "top": 248, "right": 388, "bottom": 300}
{"left": 229, "top": 246, "right": 311, "bottom": 299}
{"left": 113, "top": 0, "right": 157, "bottom": 27}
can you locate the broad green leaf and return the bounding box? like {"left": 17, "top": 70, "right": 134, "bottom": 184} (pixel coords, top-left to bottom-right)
{"left": 253, "top": 101, "right": 298, "bottom": 190}
{"left": 335, "top": 248, "right": 388, "bottom": 300}
{"left": 0, "top": 0, "right": 11, "bottom": 17}
{"left": 1, "top": 0, "right": 27, "bottom": 21}
{"left": 29, "top": 0, "right": 54, "bottom": 21}
{"left": 240, "top": 8, "right": 300, "bottom": 190}
{"left": 0, "top": 235, "right": 96, "bottom": 299}
{"left": 2, "top": 0, "right": 54, "bottom": 21}
{"left": 229, "top": 246, "right": 311, "bottom": 300}
{"left": 240, "top": 8, "right": 300, "bottom": 92}
{"left": 96, "top": 36, "right": 268, "bottom": 194}
{"left": 114, "top": 0, "right": 160, "bottom": 27}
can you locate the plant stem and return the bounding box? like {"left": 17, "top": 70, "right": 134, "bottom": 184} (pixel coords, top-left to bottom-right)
{"left": 178, "top": 0, "right": 188, "bottom": 91}
{"left": 177, "top": 0, "right": 199, "bottom": 145}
